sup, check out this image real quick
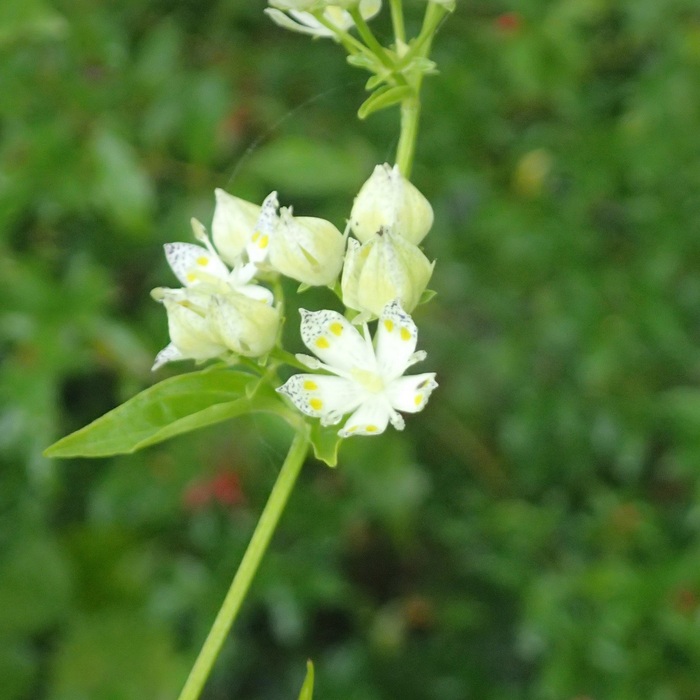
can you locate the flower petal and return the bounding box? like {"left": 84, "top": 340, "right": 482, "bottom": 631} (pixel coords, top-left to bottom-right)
{"left": 165, "top": 243, "right": 229, "bottom": 286}
{"left": 374, "top": 299, "right": 419, "bottom": 379}
{"left": 277, "top": 374, "right": 362, "bottom": 424}
{"left": 385, "top": 373, "right": 438, "bottom": 414}
{"left": 212, "top": 189, "right": 261, "bottom": 265}
{"left": 299, "top": 308, "right": 374, "bottom": 374}
{"left": 339, "top": 396, "right": 392, "bottom": 437}
{"left": 152, "top": 342, "right": 184, "bottom": 371}
{"left": 264, "top": 8, "right": 335, "bottom": 36}
{"left": 247, "top": 192, "right": 278, "bottom": 264}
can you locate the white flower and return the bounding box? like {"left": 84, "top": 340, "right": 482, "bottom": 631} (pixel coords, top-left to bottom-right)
{"left": 341, "top": 227, "right": 434, "bottom": 319}
{"left": 277, "top": 300, "right": 437, "bottom": 437}
{"left": 350, "top": 163, "right": 434, "bottom": 245}
{"left": 248, "top": 192, "right": 346, "bottom": 287}
{"left": 163, "top": 219, "right": 273, "bottom": 302}
{"left": 265, "top": 0, "right": 381, "bottom": 39}
{"left": 151, "top": 219, "right": 279, "bottom": 370}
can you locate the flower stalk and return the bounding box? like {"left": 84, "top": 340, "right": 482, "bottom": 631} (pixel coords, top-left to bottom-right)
{"left": 177, "top": 427, "right": 310, "bottom": 700}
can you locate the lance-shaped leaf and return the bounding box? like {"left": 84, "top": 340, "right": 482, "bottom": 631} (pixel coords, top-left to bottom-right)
{"left": 297, "top": 660, "right": 314, "bottom": 700}
{"left": 357, "top": 85, "right": 414, "bottom": 120}
{"left": 44, "top": 368, "right": 296, "bottom": 458}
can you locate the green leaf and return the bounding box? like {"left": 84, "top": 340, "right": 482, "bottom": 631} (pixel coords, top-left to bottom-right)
{"left": 419, "top": 288, "right": 437, "bottom": 305}
{"left": 346, "top": 54, "right": 377, "bottom": 71}
{"left": 297, "top": 660, "right": 314, "bottom": 700}
{"left": 365, "top": 74, "right": 386, "bottom": 91}
{"left": 44, "top": 368, "right": 293, "bottom": 458}
{"left": 309, "top": 421, "right": 342, "bottom": 468}
{"left": 357, "top": 85, "right": 414, "bottom": 120}
{"left": 246, "top": 135, "right": 370, "bottom": 197}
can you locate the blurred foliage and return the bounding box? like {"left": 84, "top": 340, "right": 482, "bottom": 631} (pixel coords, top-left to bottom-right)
{"left": 2, "top": 0, "right": 700, "bottom": 699}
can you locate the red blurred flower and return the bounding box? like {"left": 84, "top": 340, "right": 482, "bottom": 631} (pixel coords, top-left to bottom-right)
{"left": 183, "top": 470, "right": 245, "bottom": 511}
{"left": 495, "top": 12, "right": 522, "bottom": 34}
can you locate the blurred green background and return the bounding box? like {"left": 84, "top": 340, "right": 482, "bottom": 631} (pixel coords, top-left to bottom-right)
{"left": 3, "top": 0, "right": 700, "bottom": 698}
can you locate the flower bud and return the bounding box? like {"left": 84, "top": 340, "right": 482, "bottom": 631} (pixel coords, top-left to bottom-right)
{"left": 341, "top": 228, "right": 434, "bottom": 318}
{"left": 212, "top": 188, "right": 261, "bottom": 266}
{"left": 350, "top": 163, "right": 434, "bottom": 245}
{"left": 160, "top": 289, "right": 228, "bottom": 362}
{"left": 152, "top": 284, "right": 280, "bottom": 369}
{"left": 210, "top": 292, "right": 281, "bottom": 357}
{"left": 270, "top": 207, "right": 346, "bottom": 286}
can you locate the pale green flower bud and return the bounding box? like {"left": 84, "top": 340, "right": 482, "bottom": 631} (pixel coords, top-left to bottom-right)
{"left": 211, "top": 188, "right": 261, "bottom": 266}
{"left": 350, "top": 163, "right": 434, "bottom": 245}
{"left": 341, "top": 228, "right": 434, "bottom": 318}
{"left": 159, "top": 289, "right": 228, "bottom": 363}
{"left": 270, "top": 207, "right": 346, "bottom": 286}
{"left": 210, "top": 292, "right": 281, "bottom": 357}
{"left": 152, "top": 285, "right": 280, "bottom": 370}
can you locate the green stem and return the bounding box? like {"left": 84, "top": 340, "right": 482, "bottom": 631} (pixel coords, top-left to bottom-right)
{"left": 312, "top": 12, "right": 370, "bottom": 57}
{"left": 177, "top": 428, "right": 311, "bottom": 700}
{"left": 394, "top": 3, "right": 448, "bottom": 179}
{"left": 400, "top": 3, "right": 448, "bottom": 66}
{"left": 395, "top": 97, "right": 421, "bottom": 179}
{"left": 388, "top": 0, "right": 406, "bottom": 46}
{"left": 349, "top": 8, "right": 394, "bottom": 69}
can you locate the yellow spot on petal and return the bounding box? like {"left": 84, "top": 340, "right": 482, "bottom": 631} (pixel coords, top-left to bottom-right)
{"left": 186, "top": 273, "right": 196, "bottom": 282}
{"left": 252, "top": 231, "right": 260, "bottom": 242}
{"left": 400, "top": 327, "right": 411, "bottom": 341}
{"left": 259, "top": 234, "right": 269, "bottom": 249}
{"left": 329, "top": 322, "right": 343, "bottom": 336}
{"left": 366, "top": 425, "right": 378, "bottom": 433}
{"left": 310, "top": 398, "right": 323, "bottom": 411}
{"left": 303, "top": 380, "right": 318, "bottom": 391}
{"left": 196, "top": 256, "right": 209, "bottom": 266}
{"left": 315, "top": 337, "right": 330, "bottom": 349}
{"left": 384, "top": 319, "right": 394, "bottom": 333}
{"left": 414, "top": 393, "right": 424, "bottom": 406}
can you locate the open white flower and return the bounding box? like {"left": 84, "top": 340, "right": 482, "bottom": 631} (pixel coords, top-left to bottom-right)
{"left": 165, "top": 218, "right": 273, "bottom": 302}
{"left": 265, "top": 0, "right": 381, "bottom": 39}
{"left": 277, "top": 300, "right": 437, "bottom": 437}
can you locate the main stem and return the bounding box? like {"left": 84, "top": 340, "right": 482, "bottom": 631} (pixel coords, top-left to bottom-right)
{"left": 395, "top": 97, "right": 421, "bottom": 179}
{"left": 177, "top": 428, "right": 310, "bottom": 700}
{"left": 394, "top": 3, "right": 448, "bottom": 179}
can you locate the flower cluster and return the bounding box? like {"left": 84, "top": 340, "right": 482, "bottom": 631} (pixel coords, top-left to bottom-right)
{"left": 153, "top": 163, "right": 437, "bottom": 437}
